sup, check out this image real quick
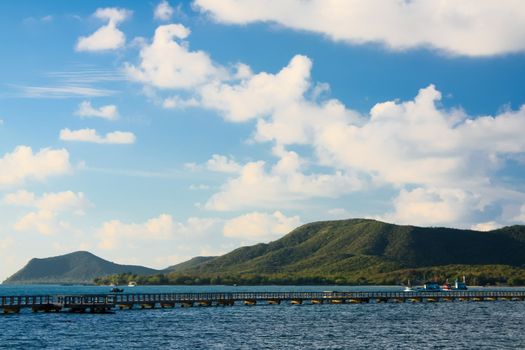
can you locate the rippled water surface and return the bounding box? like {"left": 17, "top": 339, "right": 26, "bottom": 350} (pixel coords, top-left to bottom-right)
{"left": 1, "top": 285, "right": 525, "bottom": 349}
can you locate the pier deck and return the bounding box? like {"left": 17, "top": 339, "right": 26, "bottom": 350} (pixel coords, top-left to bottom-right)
{"left": 2, "top": 290, "right": 525, "bottom": 314}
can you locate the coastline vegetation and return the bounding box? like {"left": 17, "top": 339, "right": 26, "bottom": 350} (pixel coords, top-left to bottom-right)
{"left": 94, "top": 264, "right": 525, "bottom": 286}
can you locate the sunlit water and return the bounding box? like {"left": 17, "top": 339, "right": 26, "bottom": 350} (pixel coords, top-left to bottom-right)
{"left": 1, "top": 285, "right": 525, "bottom": 349}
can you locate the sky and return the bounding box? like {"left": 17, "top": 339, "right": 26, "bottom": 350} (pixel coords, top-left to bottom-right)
{"left": 1, "top": 0, "right": 525, "bottom": 281}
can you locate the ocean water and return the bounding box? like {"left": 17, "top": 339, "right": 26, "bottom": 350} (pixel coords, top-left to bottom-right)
{"left": 1, "top": 285, "right": 525, "bottom": 349}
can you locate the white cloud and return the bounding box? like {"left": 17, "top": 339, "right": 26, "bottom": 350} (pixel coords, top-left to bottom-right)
{"left": 60, "top": 128, "right": 136, "bottom": 144}
{"left": 205, "top": 149, "right": 361, "bottom": 211}
{"left": 471, "top": 221, "right": 501, "bottom": 232}
{"left": 75, "top": 100, "right": 118, "bottom": 120}
{"left": 195, "top": 0, "right": 525, "bottom": 56}
{"left": 11, "top": 85, "right": 117, "bottom": 98}
{"left": 97, "top": 214, "right": 221, "bottom": 250}
{"left": 4, "top": 190, "right": 91, "bottom": 214}
{"left": 308, "top": 86, "right": 525, "bottom": 192}
{"left": 98, "top": 214, "right": 175, "bottom": 249}
{"left": 13, "top": 210, "right": 67, "bottom": 236}
{"left": 223, "top": 211, "right": 301, "bottom": 242}
{"left": 206, "top": 154, "right": 242, "bottom": 173}
{"left": 76, "top": 7, "right": 132, "bottom": 52}
{"left": 5, "top": 191, "right": 91, "bottom": 236}
{"left": 200, "top": 55, "right": 312, "bottom": 122}
{"left": 382, "top": 187, "right": 487, "bottom": 227}
{"left": 125, "top": 24, "right": 222, "bottom": 89}
{"left": 162, "top": 95, "right": 199, "bottom": 109}
{"left": 198, "top": 55, "right": 360, "bottom": 147}
{"left": 0, "top": 146, "right": 71, "bottom": 188}
{"left": 154, "top": 0, "right": 174, "bottom": 21}
{"left": 124, "top": 26, "right": 525, "bottom": 227}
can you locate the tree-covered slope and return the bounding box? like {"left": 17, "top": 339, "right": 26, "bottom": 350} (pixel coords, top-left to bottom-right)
{"left": 182, "top": 219, "right": 525, "bottom": 276}
{"left": 164, "top": 256, "right": 216, "bottom": 273}
{"left": 3, "top": 251, "right": 160, "bottom": 284}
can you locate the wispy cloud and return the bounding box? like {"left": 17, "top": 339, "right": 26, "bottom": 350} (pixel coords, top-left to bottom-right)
{"left": 4, "top": 66, "right": 122, "bottom": 99}
{"left": 84, "top": 166, "right": 184, "bottom": 179}
{"left": 7, "top": 84, "right": 117, "bottom": 98}
{"left": 45, "top": 68, "right": 126, "bottom": 84}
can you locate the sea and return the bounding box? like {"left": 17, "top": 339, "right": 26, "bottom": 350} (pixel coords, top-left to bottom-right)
{"left": 1, "top": 285, "right": 525, "bottom": 349}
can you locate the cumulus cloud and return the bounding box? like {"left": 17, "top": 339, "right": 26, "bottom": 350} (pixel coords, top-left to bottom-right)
{"left": 200, "top": 59, "right": 525, "bottom": 225}
{"left": 97, "top": 215, "right": 222, "bottom": 250}
{"left": 5, "top": 191, "right": 91, "bottom": 235}
{"left": 312, "top": 85, "right": 525, "bottom": 189}
{"left": 382, "top": 187, "right": 487, "bottom": 227}
{"left": 195, "top": 0, "right": 525, "bottom": 56}
{"left": 4, "top": 190, "right": 90, "bottom": 213}
{"left": 0, "top": 146, "right": 71, "bottom": 188}
{"left": 97, "top": 214, "right": 175, "bottom": 249}
{"left": 125, "top": 25, "right": 525, "bottom": 227}
{"left": 206, "top": 154, "right": 242, "bottom": 173}
{"left": 200, "top": 55, "right": 312, "bottom": 122}
{"left": 154, "top": 0, "right": 174, "bottom": 21}
{"left": 13, "top": 210, "right": 66, "bottom": 236}
{"left": 94, "top": 211, "right": 302, "bottom": 268}
{"left": 75, "top": 100, "right": 118, "bottom": 120}
{"left": 60, "top": 128, "right": 136, "bottom": 144}
{"left": 125, "top": 24, "right": 222, "bottom": 89}
{"left": 76, "top": 7, "right": 132, "bottom": 52}
{"left": 205, "top": 148, "right": 361, "bottom": 211}
{"left": 223, "top": 211, "right": 301, "bottom": 242}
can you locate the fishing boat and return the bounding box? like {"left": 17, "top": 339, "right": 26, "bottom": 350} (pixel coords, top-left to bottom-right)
{"left": 442, "top": 279, "right": 453, "bottom": 291}
{"left": 128, "top": 281, "right": 137, "bottom": 287}
{"left": 423, "top": 281, "right": 441, "bottom": 291}
{"left": 403, "top": 280, "right": 424, "bottom": 292}
{"left": 454, "top": 276, "right": 468, "bottom": 290}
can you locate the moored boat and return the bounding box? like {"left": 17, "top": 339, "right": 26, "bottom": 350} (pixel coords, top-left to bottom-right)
{"left": 442, "top": 279, "right": 453, "bottom": 291}
{"left": 423, "top": 281, "right": 441, "bottom": 291}
{"left": 454, "top": 276, "right": 468, "bottom": 290}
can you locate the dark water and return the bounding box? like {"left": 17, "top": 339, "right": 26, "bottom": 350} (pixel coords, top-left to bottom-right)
{"left": 1, "top": 285, "right": 525, "bottom": 349}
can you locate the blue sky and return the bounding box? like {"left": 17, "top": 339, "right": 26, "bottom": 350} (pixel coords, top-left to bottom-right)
{"left": 1, "top": 0, "right": 525, "bottom": 280}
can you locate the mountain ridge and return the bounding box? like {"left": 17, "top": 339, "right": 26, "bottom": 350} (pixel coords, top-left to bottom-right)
{"left": 3, "top": 251, "right": 160, "bottom": 284}
{"left": 6, "top": 219, "right": 525, "bottom": 285}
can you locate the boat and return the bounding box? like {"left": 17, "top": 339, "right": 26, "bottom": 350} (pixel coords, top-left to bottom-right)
{"left": 128, "top": 281, "right": 137, "bottom": 287}
{"left": 454, "top": 276, "right": 468, "bottom": 290}
{"left": 423, "top": 281, "right": 441, "bottom": 291}
{"left": 403, "top": 280, "right": 424, "bottom": 292}
{"left": 110, "top": 287, "right": 124, "bottom": 293}
{"left": 442, "top": 279, "right": 453, "bottom": 291}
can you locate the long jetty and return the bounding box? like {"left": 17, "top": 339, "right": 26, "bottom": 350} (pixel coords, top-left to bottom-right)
{"left": 2, "top": 290, "right": 525, "bottom": 314}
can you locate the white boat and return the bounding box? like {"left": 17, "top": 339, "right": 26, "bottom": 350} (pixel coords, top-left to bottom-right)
{"left": 454, "top": 276, "right": 468, "bottom": 290}
{"left": 128, "top": 281, "right": 137, "bottom": 287}
{"left": 403, "top": 280, "right": 424, "bottom": 292}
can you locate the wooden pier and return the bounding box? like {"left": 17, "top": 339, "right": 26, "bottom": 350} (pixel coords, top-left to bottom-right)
{"left": 2, "top": 290, "right": 525, "bottom": 314}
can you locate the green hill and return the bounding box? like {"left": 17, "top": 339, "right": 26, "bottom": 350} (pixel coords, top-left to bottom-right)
{"left": 3, "top": 251, "right": 160, "bottom": 284}
{"left": 164, "top": 256, "right": 216, "bottom": 273}
{"left": 185, "top": 219, "right": 525, "bottom": 274}
{"left": 10, "top": 219, "right": 525, "bottom": 286}
{"left": 98, "top": 219, "right": 525, "bottom": 286}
